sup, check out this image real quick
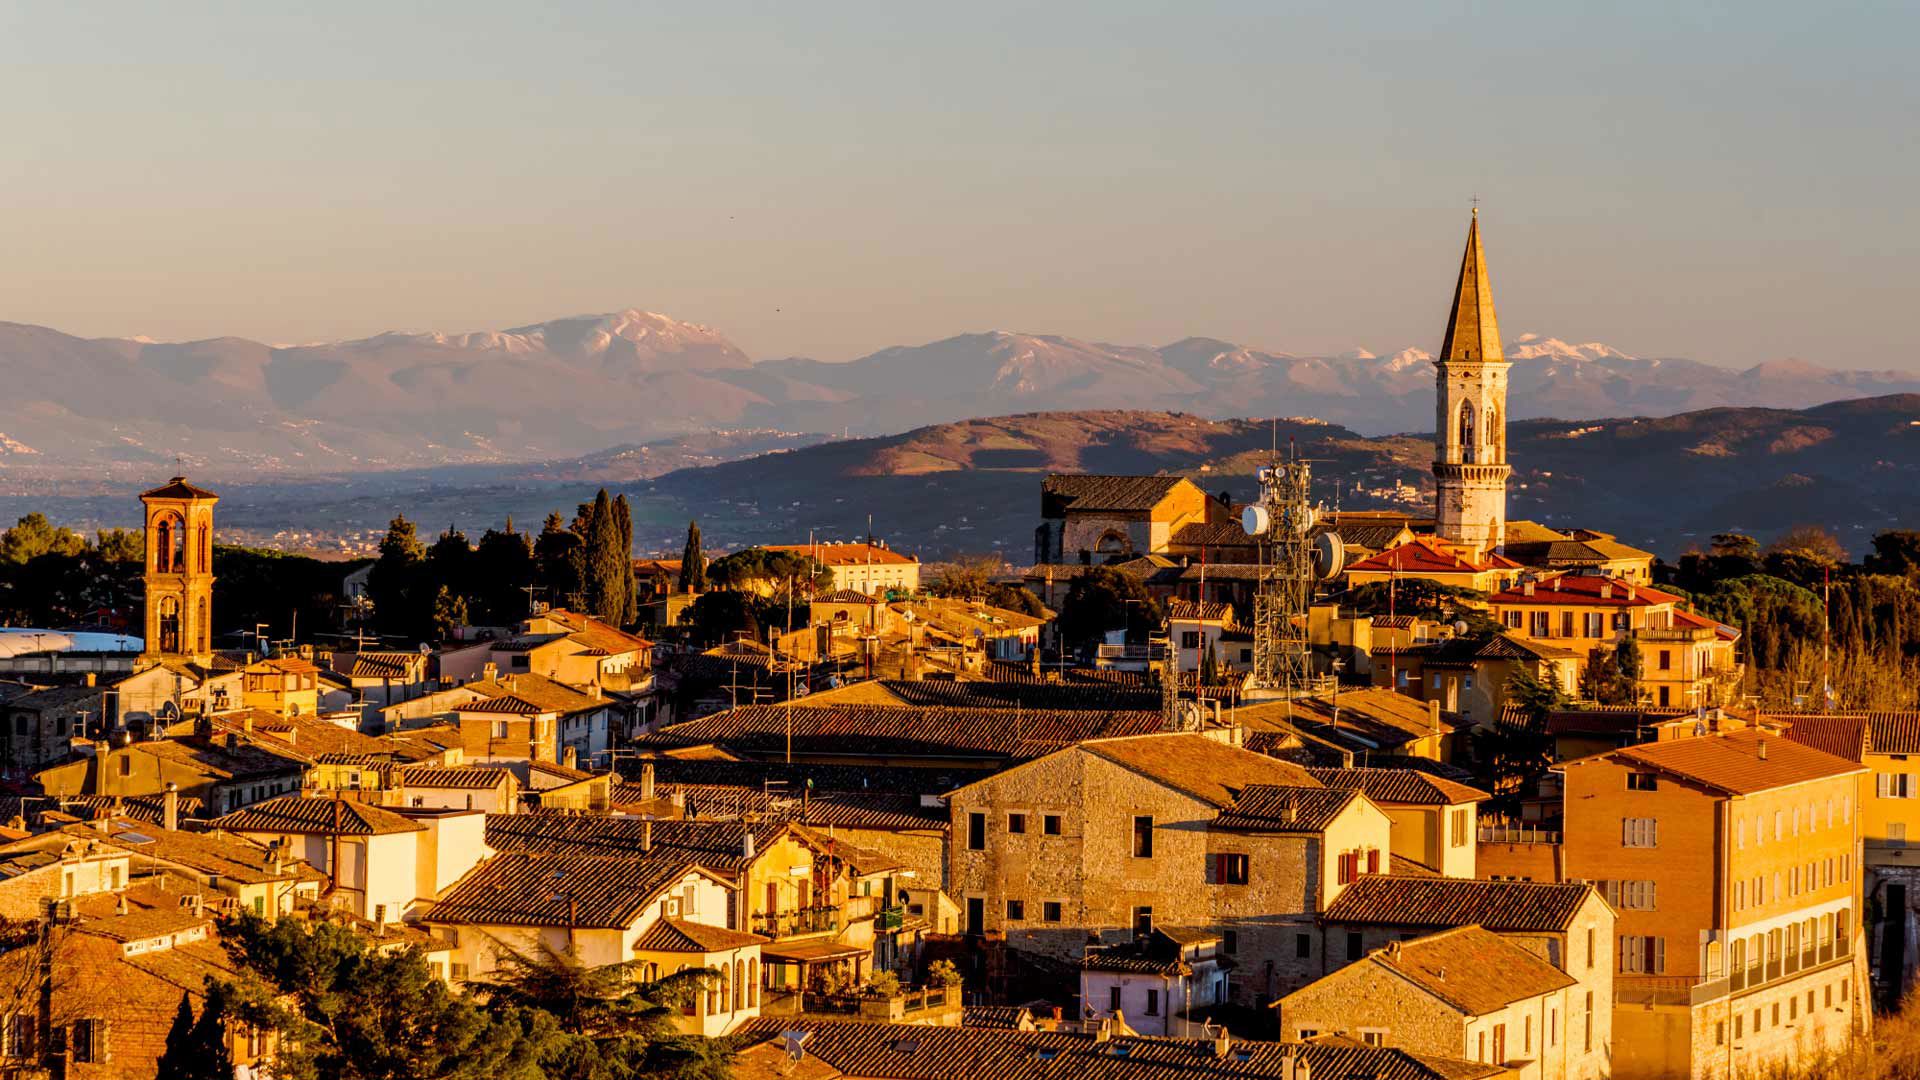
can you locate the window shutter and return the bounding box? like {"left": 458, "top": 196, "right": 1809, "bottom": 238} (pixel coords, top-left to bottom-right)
{"left": 1654, "top": 937, "right": 1666, "bottom": 974}
{"left": 1366, "top": 849, "right": 1380, "bottom": 874}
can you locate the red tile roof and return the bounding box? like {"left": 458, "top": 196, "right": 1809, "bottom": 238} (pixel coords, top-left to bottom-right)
{"left": 1346, "top": 536, "right": 1521, "bottom": 575}
{"left": 1307, "top": 766, "right": 1488, "bottom": 806}
{"left": 1594, "top": 728, "right": 1864, "bottom": 795}
{"left": 1490, "top": 574, "right": 1683, "bottom": 607}
{"left": 1321, "top": 877, "right": 1599, "bottom": 933}
{"left": 632, "top": 916, "right": 768, "bottom": 953}
{"left": 1353, "top": 925, "right": 1575, "bottom": 1015}
{"left": 428, "top": 853, "right": 705, "bottom": 928}
{"left": 766, "top": 542, "right": 918, "bottom": 566}
{"left": 1077, "top": 734, "right": 1322, "bottom": 808}
{"left": 210, "top": 795, "right": 424, "bottom": 835}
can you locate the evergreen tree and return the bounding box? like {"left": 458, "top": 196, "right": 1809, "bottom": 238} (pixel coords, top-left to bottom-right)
{"left": 1056, "top": 567, "right": 1161, "bottom": 653}
{"left": 431, "top": 587, "right": 470, "bottom": 642}
{"left": 677, "top": 521, "right": 706, "bottom": 593}
{"left": 579, "top": 490, "right": 629, "bottom": 624}
{"left": 157, "top": 983, "right": 234, "bottom": 1080}
{"left": 156, "top": 992, "right": 199, "bottom": 1080}
{"left": 1199, "top": 638, "right": 1219, "bottom": 685}
{"left": 1615, "top": 636, "right": 1642, "bottom": 702}
{"left": 367, "top": 515, "right": 428, "bottom": 641}
{"left": 474, "top": 519, "right": 536, "bottom": 623}
{"left": 613, "top": 494, "right": 637, "bottom": 626}
{"left": 534, "top": 513, "right": 585, "bottom": 611}
{"left": 426, "top": 526, "right": 476, "bottom": 616}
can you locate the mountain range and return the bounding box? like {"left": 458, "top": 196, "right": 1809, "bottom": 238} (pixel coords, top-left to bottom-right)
{"left": 4, "top": 308, "right": 1919, "bottom": 480}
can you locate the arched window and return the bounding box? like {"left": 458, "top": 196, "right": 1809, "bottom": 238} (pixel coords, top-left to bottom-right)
{"left": 733, "top": 959, "right": 745, "bottom": 1012}
{"left": 749, "top": 958, "right": 759, "bottom": 1006}
{"left": 158, "top": 597, "right": 181, "bottom": 654}
{"left": 1485, "top": 402, "right": 1500, "bottom": 457}
{"left": 1458, "top": 401, "right": 1477, "bottom": 463}
{"left": 1095, "top": 530, "right": 1131, "bottom": 557}
{"left": 719, "top": 968, "right": 731, "bottom": 1013}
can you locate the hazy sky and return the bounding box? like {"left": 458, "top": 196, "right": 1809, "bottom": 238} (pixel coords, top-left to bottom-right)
{"left": 2, "top": 2, "right": 1914, "bottom": 369}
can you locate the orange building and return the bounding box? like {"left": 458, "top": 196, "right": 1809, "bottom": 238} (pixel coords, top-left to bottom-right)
{"left": 1558, "top": 729, "right": 1869, "bottom": 1080}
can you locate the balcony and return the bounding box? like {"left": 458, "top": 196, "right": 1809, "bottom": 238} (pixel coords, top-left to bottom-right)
{"left": 752, "top": 906, "right": 841, "bottom": 939}
{"left": 877, "top": 905, "right": 907, "bottom": 931}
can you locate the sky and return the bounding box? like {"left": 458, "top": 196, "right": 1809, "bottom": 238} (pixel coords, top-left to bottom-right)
{"left": 1, "top": 2, "right": 1914, "bottom": 369}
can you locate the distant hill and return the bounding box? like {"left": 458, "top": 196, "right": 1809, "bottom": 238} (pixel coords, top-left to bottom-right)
{"left": 3, "top": 307, "right": 1918, "bottom": 481}
{"left": 648, "top": 397, "right": 1920, "bottom": 560}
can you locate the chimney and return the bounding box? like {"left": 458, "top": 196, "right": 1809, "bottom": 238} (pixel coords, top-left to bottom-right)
{"left": 1213, "top": 1028, "right": 1231, "bottom": 1059}
{"left": 1551, "top": 576, "right": 1561, "bottom": 592}
{"left": 483, "top": 661, "right": 499, "bottom": 683}
{"left": 1600, "top": 582, "right": 1613, "bottom": 599}
{"left": 1429, "top": 699, "right": 1441, "bottom": 732}
{"left": 641, "top": 762, "right": 656, "bottom": 801}
{"left": 642, "top": 820, "right": 653, "bottom": 853}
{"left": 1094, "top": 1018, "right": 1113, "bottom": 1044}
{"left": 563, "top": 746, "right": 577, "bottom": 771}
{"left": 85, "top": 672, "right": 96, "bottom": 688}
{"left": 1522, "top": 580, "right": 1535, "bottom": 597}
{"left": 743, "top": 829, "right": 756, "bottom": 859}
{"left": 163, "top": 783, "right": 179, "bottom": 832}
{"left": 670, "top": 790, "right": 686, "bottom": 811}
{"left": 1626, "top": 585, "right": 1637, "bottom": 602}
{"left": 1758, "top": 739, "right": 1768, "bottom": 761}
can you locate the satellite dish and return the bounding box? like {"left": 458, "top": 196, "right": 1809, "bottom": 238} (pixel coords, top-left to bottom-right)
{"left": 1240, "top": 505, "right": 1271, "bottom": 537}
{"left": 1453, "top": 620, "right": 1470, "bottom": 636}
{"left": 1311, "top": 532, "right": 1346, "bottom": 580}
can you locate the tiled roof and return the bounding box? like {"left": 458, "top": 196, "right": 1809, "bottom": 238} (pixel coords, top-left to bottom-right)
{"left": 766, "top": 542, "right": 918, "bottom": 567}
{"left": 733, "top": 1018, "right": 1491, "bottom": 1080}
{"left": 209, "top": 710, "right": 395, "bottom": 760}
{"left": 1358, "top": 925, "right": 1575, "bottom": 1016}
{"left": 632, "top": 916, "right": 768, "bottom": 954}
{"left": 640, "top": 704, "right": 1166, "bottom": 762}
{"left": 1490, "top": 574, "right": 1683, "bottom": 608}
{"left": 1598, "top": 729, "right": 1863, "bottom": 795}
{"left": 131, "top": 735, "right": 308, "bottom": 781}
{"left": 339, "top": 651, "right": 424, "bottom": 679}
{"left": 77, "top": 823, "right": 298, "bottom": 884}
{"left": 1670, "top": 607, "right": 1741, "bottom": 641}
{"left": 872, "top": 678, "right": 1158, "bottom": 713}
{"left": 428, "top": 852, "right": 701, "bottom": 928}
{"left": 484, "top": 814, "right": 788, "bottom": 871}
{"left": 1174, "top": 562, "right": 1268, "bottom": 583}
{"left": 1213, "top": 785, "right": 1360, "bottom": 833}
{"left": 403, "top": 765, "right": 512, "bottom": 790}
{"left": 1075, "top": 734, "right": 1321, "bottom": 808}
{"left": 815, "top": 589, "right": 886, "bottom": 604}
{"left": 454, "top": 673, "right": 609, "bottom": 716}
{"left": 1776, "top": 711, "right": 1920, "bottom": 760}
{"left": 1346, "top": 536, "right": 1520, "bottom": 575}
{"left": 210, "top": 795, "right": 424, "bottom": 836}
{"left": 1306, "top": 767, "right": 1488, "bottom": 806}
{"left": 1167, "top": 599, "right": 1233, "bottom": 622}
{"left": 1322, "top": 877, "right": 1598, "bottom": 933}
{"left": 60, "top": 793, "right": 207, "bottom": 826}
{"left": 1041, "top": 474, "right": 1191, "bottom": 513}
{"left": 140, "top": 476, "right": 219, "bottom": 501}
{"left": 1169, "top": 519, "right": 1256, "bottom": 549}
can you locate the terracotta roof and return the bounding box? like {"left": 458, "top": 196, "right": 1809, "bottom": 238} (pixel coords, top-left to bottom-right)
{"left": 140, "top": 476, "right": 219, "bottom": 501}
{"left": 1321, "top": 877, "right": 1599, "bottom": 933}
{"left": 129, "top": 734, "right": 308, "bottom": 781}
{"left": 815, "top": 589, "right": 886, "bottom": 604}
{"left": 209, "top": 710, "right": 395, "bottom": 760}
{"left": 1490, "top": 574, "right": 1683, "bottom": 608}
{"left": 1356, "top": 925, "right": 1575, "bottom": 1016}
{"left": 733, "top": 1018, "right": 1491, "bottom": 1080}
{"left": 1167, "top": 599, "right": 1233, "bottom": 622}
{"left": 641, "top": 704, "right": 1166, "bottom": 762}
{"left": 1075, "top": 734, "right": 1321, "bottom": 808}
{"left": 632, "top": 916, "right": 768, "bottom": 953}
{"left": 78, "top": 823, "right": 298, "bottom": 884}
{"left": 1042, "top": 474, "right": 1193, "bottom": 513}
{"left": 454, "top": 674, "right": 609, "bottom": 716}
{"left": 484, "top": 814, "right": 789, "bottom": 871}
{"left": 1306, "top": 767, "right": 1488, "bottom": 806}
{"left": 1169, "top": 519, "right": 1256, "bottom": 548}
{"left": 766, "top": 542, "right": 918, "bottom": 566}
{"left": 1346, "top": 536, "right": 1520, "bottom": 576}
{"left": 210, "top": 795, "right": 424, "bottom": 836}
{"left": 535, "top": 609, "right": 655, "bottom": 654}
{"left": 338, "top": 651, "right": 425, "bottom": 679}
{"left": 1213, "top": 785, "right": 1361, "bottom": 833}
{"left": 428, "top": 852, "right": 704, "bottom": 928}
{"left": 1596, "top": 728, "right": 1864, "bottom": 795}
{"left": 402, "top": 765, "right": 512, "bottom": 790}
{"left": 60, "top": 793, "right": 207, "bottom": 825}
{"left": 872, "top": 678, "right": 1158, "bottom": 713}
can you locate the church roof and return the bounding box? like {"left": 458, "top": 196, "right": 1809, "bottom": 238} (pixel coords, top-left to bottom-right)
{"left": 1438, "top": 211, "right": 1503, "bottom": 365}
{"left": 140, "top": 476, "right": 219, "bottom": 502}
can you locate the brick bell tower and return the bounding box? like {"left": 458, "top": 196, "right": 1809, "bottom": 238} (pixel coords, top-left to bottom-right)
{"left": 139, "top": 476, "right": 219, "bottom": 666}
{"left": 1432, "top": 209, "right": 1512, "bottom": 553}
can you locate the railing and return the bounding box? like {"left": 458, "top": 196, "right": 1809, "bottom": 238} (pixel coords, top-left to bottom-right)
{"left": 877, "top": 905, "right": 907, "bottom": 931}
{"left": 1719, "top": 944, "right": 1848, "bottom": 999}
{"left": 752, "top": 906, "right": 841, "bottom": 939}
{"left": 1478, "top": 825, "right": 1561, "bottom": 844}
{"left": 1095, "top": 643, "right": 1164, "bottom": 662}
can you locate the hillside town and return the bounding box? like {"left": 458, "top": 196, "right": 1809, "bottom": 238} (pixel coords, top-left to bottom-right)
{"left": 0, "top": 214, "right": 1904, "bottom": 1080}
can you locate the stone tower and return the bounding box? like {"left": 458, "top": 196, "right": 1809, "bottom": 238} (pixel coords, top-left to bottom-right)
{"left": 140, "top": 477, "right": 219, "bottom": 665}
{"left": 1432, "top": 210, "right": 1511, "bottom": 552}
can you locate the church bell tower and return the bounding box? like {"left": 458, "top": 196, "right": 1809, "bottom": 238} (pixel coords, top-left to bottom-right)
{"left": 140, "top": 477, "right": 219, "bottom": 666}
{"left": 1432, "top": 209, "right": 1511, "bottom": 552}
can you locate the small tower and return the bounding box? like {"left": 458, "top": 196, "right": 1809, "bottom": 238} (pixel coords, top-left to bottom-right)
{"left": 140, "top": 477, "right": 219, "bottom": 665}
{"left": 1432, "top": 210, "right": 1512, "bottom": 552}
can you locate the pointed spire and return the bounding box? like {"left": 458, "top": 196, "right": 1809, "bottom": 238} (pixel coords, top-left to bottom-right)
{"left": 1438, "top": 209, "right": 1503, "bottom": 364}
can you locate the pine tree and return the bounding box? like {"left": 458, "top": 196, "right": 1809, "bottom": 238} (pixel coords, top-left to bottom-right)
{"left": 678, "top": 521, "right": 706, "bottom": 593}
{"left": 534, "top": 513, "right": 584, "bottom": 612}
{"left": 367, "top": 515, "right": 427, "bottom": 641}
{"left": 475, "top": 520, "right": 536, "bottom": 623}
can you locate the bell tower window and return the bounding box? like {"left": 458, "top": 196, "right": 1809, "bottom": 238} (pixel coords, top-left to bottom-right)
{"left": 158, "top": 597, "right": 181, "bottom": 655}
{"left": 1458, "top": 401, "right": 1477, "bottom": 464}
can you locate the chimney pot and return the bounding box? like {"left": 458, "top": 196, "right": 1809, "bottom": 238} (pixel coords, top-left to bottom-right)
{"left": 641, "top": 762, "right": 656, "bottom": 801}
{"left": 642, "top": 820, "right": 652, "bottom": 853}
{"left": 1758, "top": 739, "right": 1768, "bottom": 760}
{"left": 163, "top": 783, "right": 180, "bottom": 832}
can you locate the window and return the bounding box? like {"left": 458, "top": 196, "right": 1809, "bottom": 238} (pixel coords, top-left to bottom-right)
{"left": 1295, "top": 933, "right": 1310, "bottom": 958}
{"left": 1181, "top": 631, "right": 1201, "bottom": 649}
{"left": 1505, "top": 611, "right": 1523, "bottom": 629}
{"left": 1451, "top": 808, "right": 1469, "bottom": 847}
{"left": 1584, "top": 992, "right": 1594, "bottom": 1051}
{"left": 1586, "top": 928, "right": 1595, "bottom": 968}
{"left": 1132, "top": 816, "right": 1154, "bottom": 858}
{"left": 1493, "top": 1022, "right": 1507, "bottom": 1064}
{"left": 1145, "top": 988, "right": 1160, "bottom": 1016}
{"left": 1658, "top": 649, "right": 1671, "bottom": 671}
{"left": 1549, "top": 1008, "right": 1557, "bottom": 1047}
{"left": 1585, "top": 612, "right": 1605, "bottom": 637}
{"left": 967, "top": 813, "right": 986, "bottom": 851}
{"left": 1133, "top": 906, "right": 1153, "bottom": 939}
{"left": 1215, "top": 853, "right": 1250, "bottom": 885}
{"left": 72, "top": 1019, "right": 109, "bottom": 1064}
{"left": 4, "top": 1014, "right": 35, "bottom": 1059}
{"left": 1622, "top": 817, "right": 1658, "bottom": 847}
{"left": 1223, "top": 929, "right": 1238, "bottom": 954}
{"left": 1346, "top": 932, "right": 1363, "bottom": 961}
{"left": 1560, "top": 612, "right": 1575, "bottom": 638}
{"left": 1360, "top": 1029, "right": 1386, "bottom": 1047}
{"left": 1621, "top": 935, "right": 1666, "bottom": 974}
{"left": 1043, "top": 814, "right": 1061, "bottom": 835}
{"left": 1530, "top": 612, "right": 1550, "bottom": 637}
{"left": 1657, "top": 686, "right": 1670, "bottom": 707}
{"left": 1524, "top": 1016, "right": 1532, "bottom": 1053}
{"left": 1006, "top": 899, "right": 1024, "bottom": 921}
{"left": 1879, "top": 774, "right": 1916, "bottom": 799}
{"left": 1042, "top": 901, "right": 1063, "bottom": 923}
{"left": 1008, "top": 813, "right": 1026, "bottom": 835}
{"left": 1603, "top": 880, "right": 1658, "bottom": 910}
{"left": 1109, "top": 987, "right": 1122, "bottom": 1014}
{"left": 117, "top": 755, "right": 131, "bottom": 777}
{"left": 1626, "top": 772, "right": 1658, "bottom": 791}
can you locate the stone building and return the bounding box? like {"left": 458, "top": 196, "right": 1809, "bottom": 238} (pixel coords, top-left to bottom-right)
{"left": 1034, "top": 475, "right": 1223, "bottom": 565}
{"left": 1305, "top": 767, "right": 1486, "bottom": 876}
{"left": 1557, "top": 729, "right": 1871, "bottom": 1080}
{"left": 946, "top": 732, "right": 1393, "bottom": 1007}
{"left": 138, "top": 477, "right": 219, "bottom": 666}
{"left": 1277, "top": 925, "right": 1577, "bottom": 1080}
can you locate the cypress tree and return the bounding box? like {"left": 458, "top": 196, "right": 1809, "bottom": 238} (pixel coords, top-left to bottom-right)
{"left": 678, "top": 521, "right": 707, "bottom": 593}
{"left": 613, "top": 494, "right": 636, "bottom": 626}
